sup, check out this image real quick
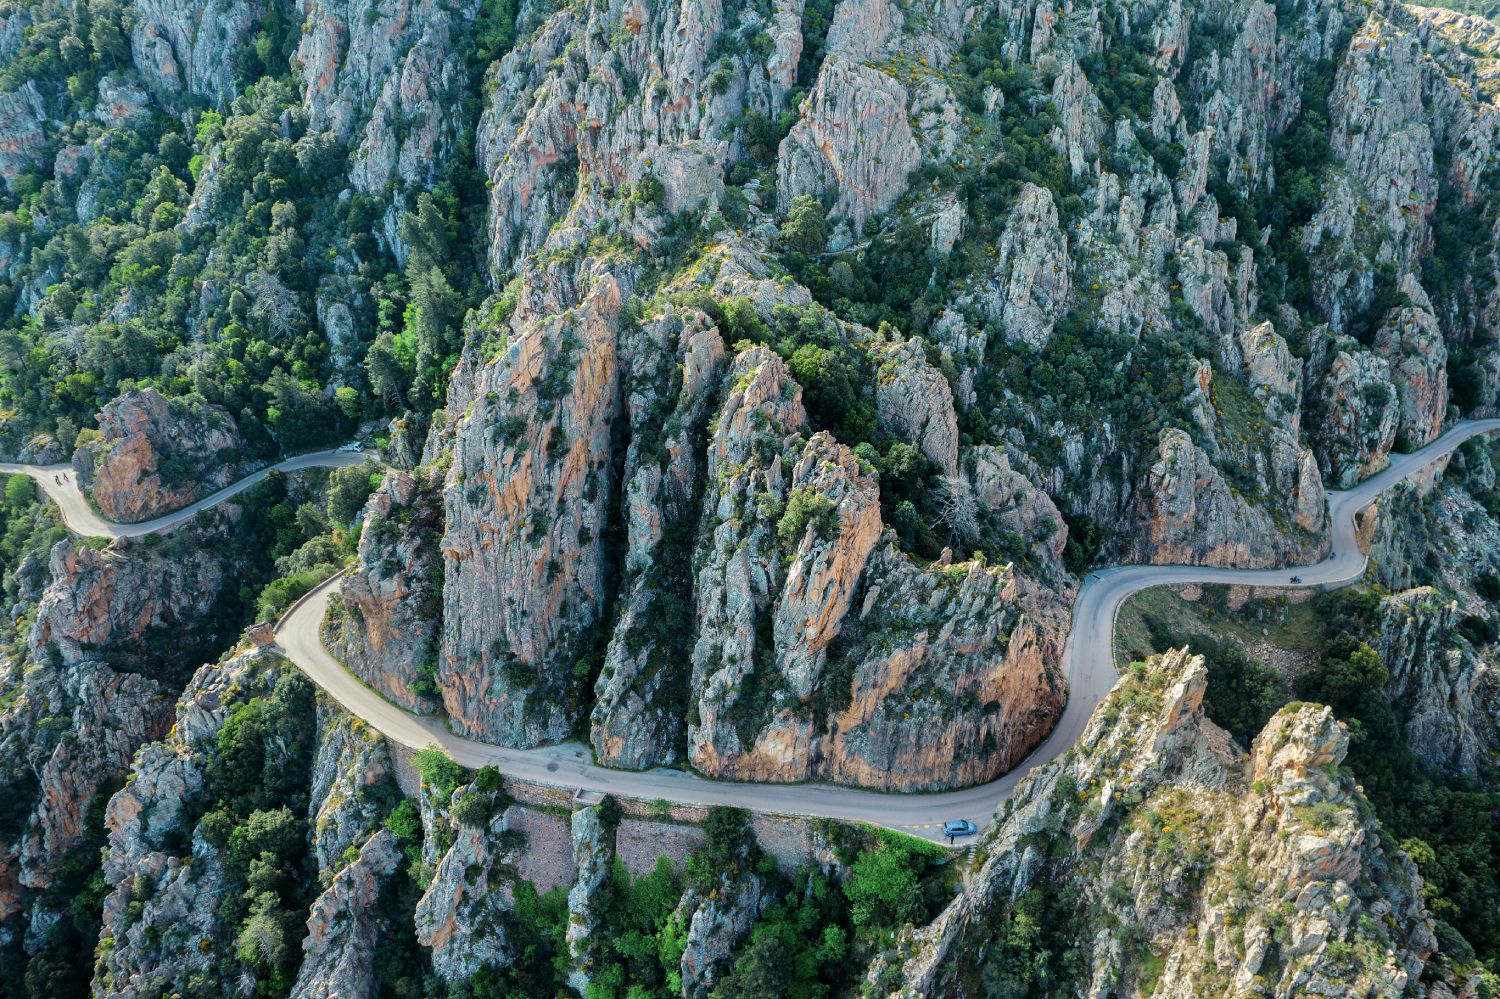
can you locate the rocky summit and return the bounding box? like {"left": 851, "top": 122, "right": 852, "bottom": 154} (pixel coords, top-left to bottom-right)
{"left": 2, "top": 0, "right": 1500, "bottom": 994}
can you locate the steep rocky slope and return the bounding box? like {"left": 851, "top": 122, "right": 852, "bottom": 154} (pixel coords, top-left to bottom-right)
{"left": 3, "top": 0, "right": 1500, "bottom": 991}
{"left": 881, "top": 648, "right": 1463, "bottom": 998}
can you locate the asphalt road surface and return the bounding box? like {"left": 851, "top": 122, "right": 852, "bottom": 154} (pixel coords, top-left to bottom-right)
{"left": 0, "top": 449, "right": 372, "bottom": 537}
{"left": 10, "top": 420, "right": 1500, "bottom": 840}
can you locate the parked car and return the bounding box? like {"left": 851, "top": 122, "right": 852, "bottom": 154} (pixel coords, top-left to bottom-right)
{"left": 943, "top": 819, "right": 977, "bottom": 837}
{"left": 338, "top": 441, "right": 364, "bottom": 453}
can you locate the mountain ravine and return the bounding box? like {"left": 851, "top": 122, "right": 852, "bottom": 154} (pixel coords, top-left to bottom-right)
{"left": 2, "top": 0, "right": 1500, "bottom": 994}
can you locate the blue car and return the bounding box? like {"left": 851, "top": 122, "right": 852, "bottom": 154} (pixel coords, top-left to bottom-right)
{"left": 943, "top": 820, "right": 977, "bottom": 837}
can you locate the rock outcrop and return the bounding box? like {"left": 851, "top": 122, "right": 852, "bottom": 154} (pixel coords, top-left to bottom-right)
{"left": 1377, "top": 588, "right": 1500, "bottom": 776}
{"left": 0, "top": 658, "right": 170, "bottom": 922}
{"left": 777, "top": 56, "right": 921, "bottom": 235}
{"left": 439, "top": 272, "right": 624, "bottom": 744}
{"left": 295, "top": 0, "right": 476, "bottom": 193}
{"left": 290, "top": 830, "right": 402, "bottom": 999}
{"left": 92, "top": 648, "right": 289, "bottom": 998}
{"left": 873, "top": 337, "right": 959, "bottom": 477}
{"left": 1372, "top": 276, "right": 1448, "bottom": 449}
{"left": 324, "top": 470, "right": 442, "bottom": 712}
{"left": 1134, "top": 427, "right": 1323, "bottom": 568}
{"left": 1316, "top": 336, "right": 1401, "bottom": 487}
{"left": 74, "top": 388, "right": 251, "bottom": 524}
{"left": 565, "top": 804, "right": 615, "bottom": 992}
{"left": 29, "top": 535, "right": 229, "bottom": 670}
{"left": 982, "top": 183, "right": 1072, "bottom": 349}
{"left": 884, "top": 648, "right": 1445, "bottom": 997}
{"left": 413, "top": 782, "right": 517, "bottom": 981}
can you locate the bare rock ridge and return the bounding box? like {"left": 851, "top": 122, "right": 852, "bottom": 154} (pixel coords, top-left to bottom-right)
{"left": 885, "top": 648, "right": 1448, "bottom": 997}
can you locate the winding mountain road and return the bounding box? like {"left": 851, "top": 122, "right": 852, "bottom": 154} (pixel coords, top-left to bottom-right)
{"left": 9, "top": 421, "right": 1499, "bottom": 839}
{"left": 0, "top": 449, "right": 372, "bottom": 537}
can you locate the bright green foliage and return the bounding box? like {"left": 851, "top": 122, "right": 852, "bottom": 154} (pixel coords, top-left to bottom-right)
{"left": 473, "top": 0, "right": 522, "bottom": 68}
{"left": 581, "top": 857, "right": 684, "bottom": 998}
{"left": 2, "top": 475, "right": 33, "bottom": 508}
{"left": 384, "top": 799, "right": 425, "bottom": 866}
{"left": 326, "top": 463, "right": 379, "bottom": 526}
{"left": 787, "top": 343, "right": 867, "bottom": 442}
{"left": 777, "top": 488, "right": 838, "bottom": 549}
{"left": 732, "top": 303, "right": 876, "bottom": 446}
{"left": 254, "top": 567, "right": 336, "bottom": 622}
{"left": 413, "top": 747, "right": 466, "bottom": 801}
{"left": 843, "top": 831, "right": 942, "bottom": 930}
{"left": 205, "top": 671, "right": 317, "bottom": 818}
{"left": 0, "top": 475, "right": 66, "bottom": 647}
{"left": 469, "top": 883, "right": 570, "bottom": 998}
{"left": 186, "top": 669, "right": 321, "bottom": 998}
{"left": 714, "top": 870, "right": 850, "bottom": 999}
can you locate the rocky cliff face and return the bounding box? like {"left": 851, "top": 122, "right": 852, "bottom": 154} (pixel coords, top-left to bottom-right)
{"left": 324, "top": 469, "right": 442, "bottom": 712}
{"left": 0, "top": 657, "right": 170, "bottom": 931}
{"left": 1376, "top": 587, "right": 1500, "bottom": 776}
{"left": 74, "top": 388, "right": 252, "bottom": 524}
{"left": 91, "top": 647, "right": 287, "bottom": 998}
{"left": 1363, "top": 438, "right": 1500, "bottom": 775}
{"left": 439, "top": 270, "right": 625, "bottom": 744}
{"left": 29, "top": 531, "right": 229, "bottom": 672}
{"left": 1134, "top": 424, "right": 1324, "bottom": 568}
{"left": 882, "top": 648, "right": 1453, "bottom": 998}
{"left": 92, "top": 646, "right": 403, "bottom": 999}
{"left": 777, "top": 55, "right": 922, "bottom": 238}
{"left": 130, "top": 0, "right": 266, "bottom": 107}
{"left": 589, "top": 306, "right": 726, "bottom": 768}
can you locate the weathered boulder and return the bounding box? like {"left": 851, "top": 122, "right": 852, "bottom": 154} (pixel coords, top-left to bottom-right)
{"left": 873, "top": 338, "right": 959, "bottom": 478}
{"left": 76, "top": 388, "right": 251, "bottom": 524}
